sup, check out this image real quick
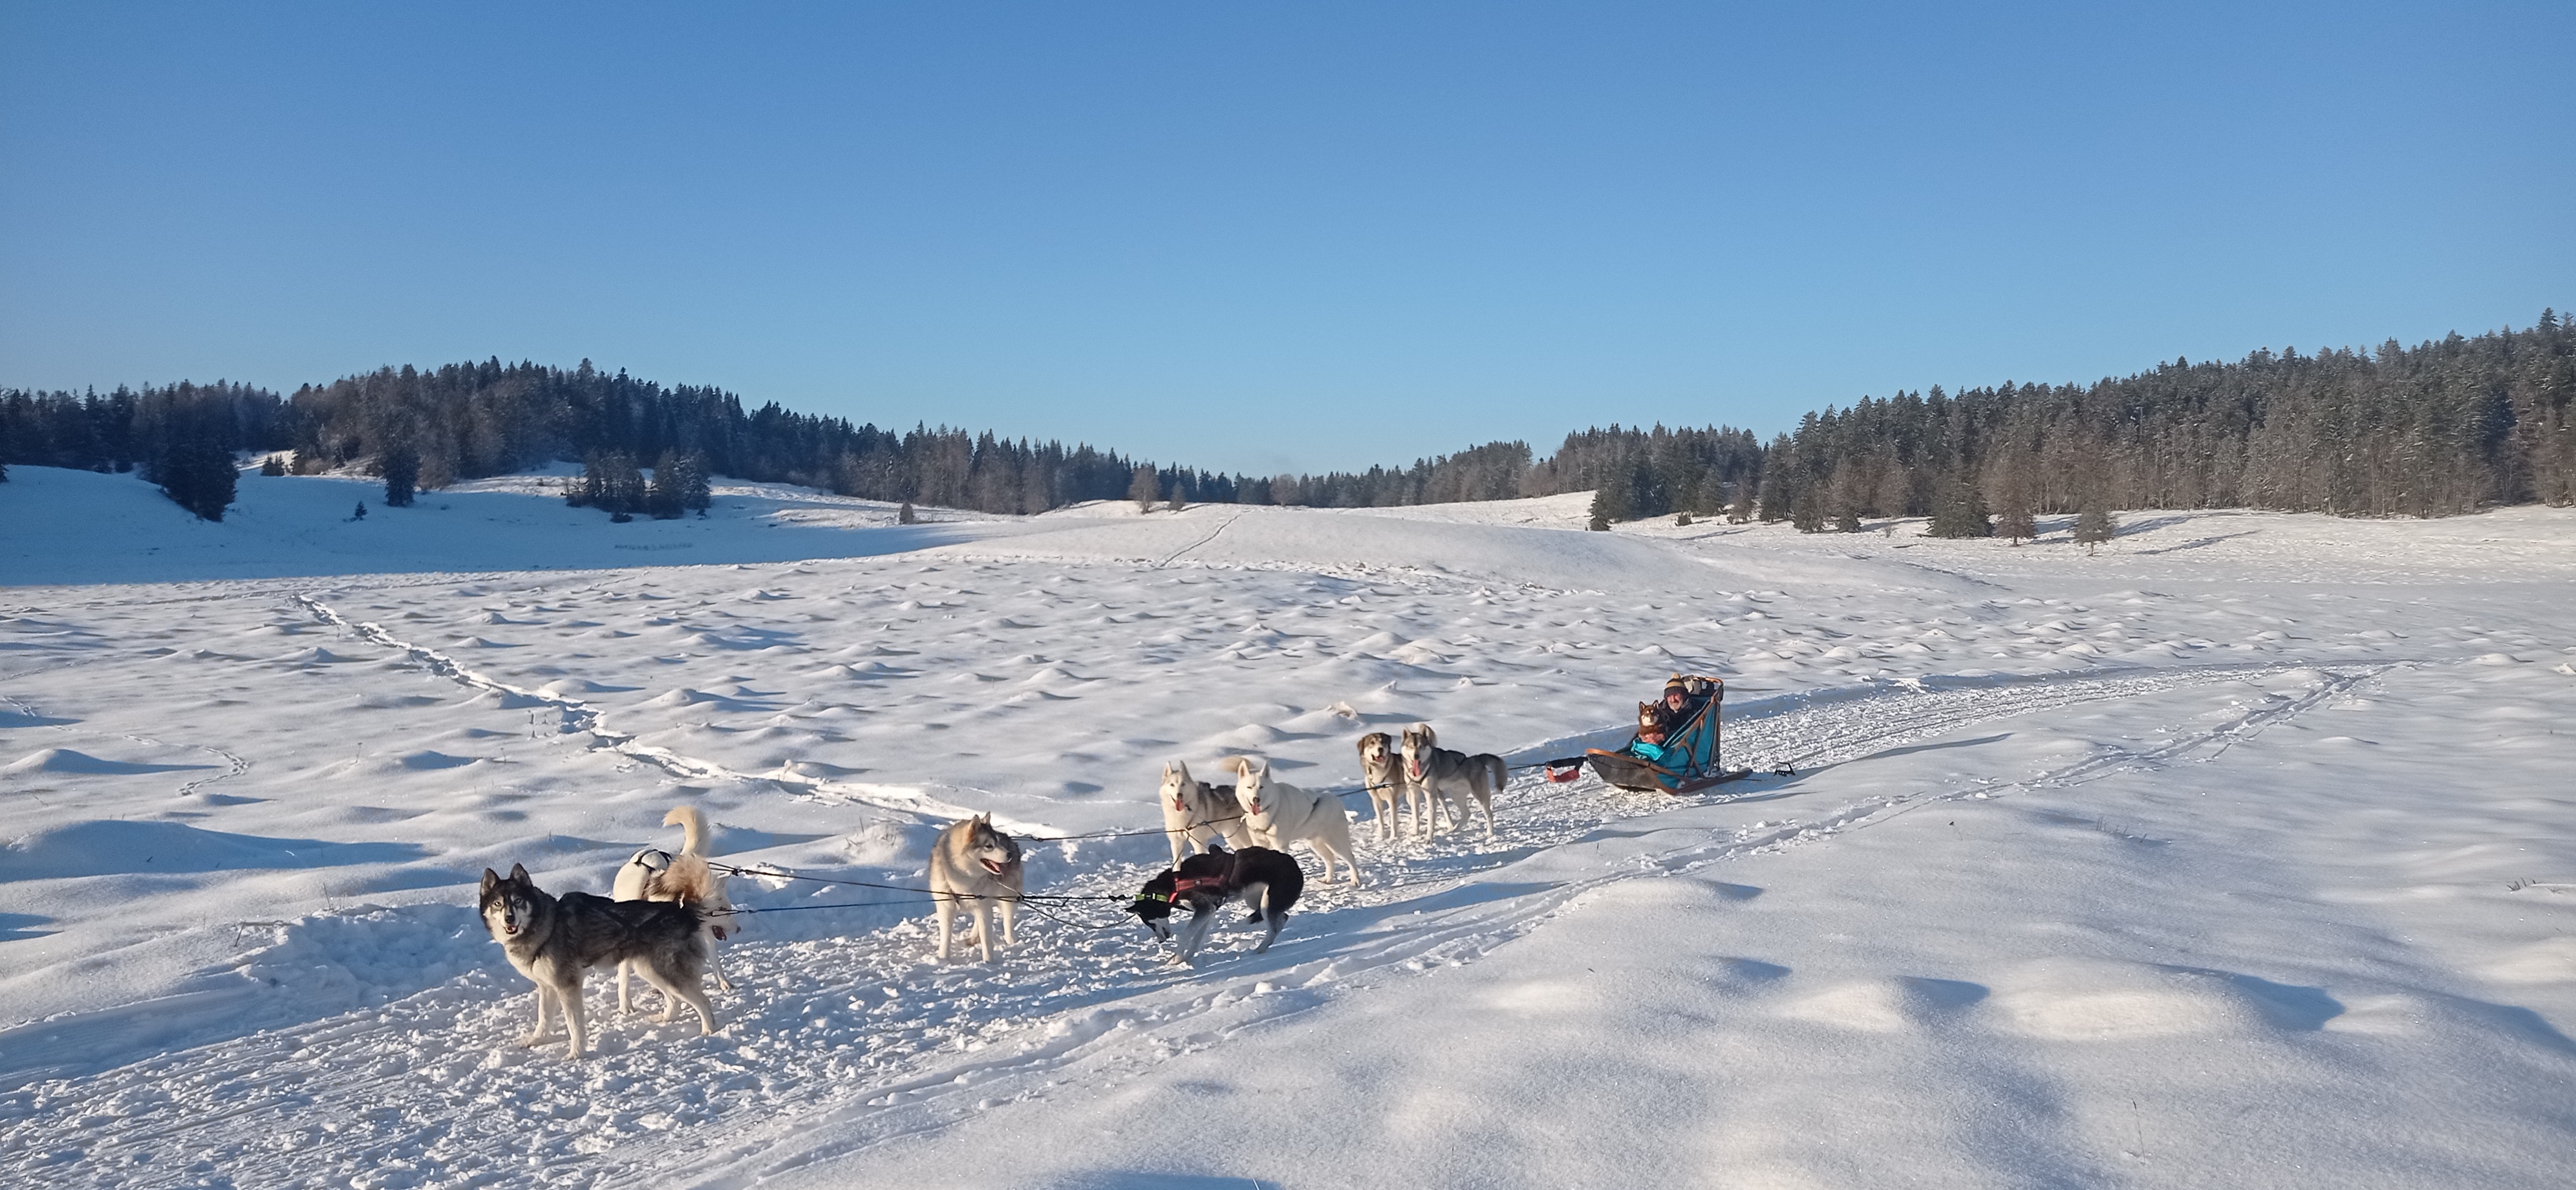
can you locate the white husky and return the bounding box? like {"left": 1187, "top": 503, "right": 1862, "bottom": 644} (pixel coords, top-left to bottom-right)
{"left": 1220, "top": 755, "right": 1360, "bottom": 886}
{"left": 611, "top": 805, "right": 738, "bottom": 1014}
{"left": 927, "top": 814, "right": 1024, "bottom": 962}
{"left": 1160, "top": 759, "right": 1256, "bottom": 867}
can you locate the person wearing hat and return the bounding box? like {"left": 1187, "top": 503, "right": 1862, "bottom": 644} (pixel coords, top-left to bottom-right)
{"left": 1658, "top": 675, "right": 1706, "bottom": 725}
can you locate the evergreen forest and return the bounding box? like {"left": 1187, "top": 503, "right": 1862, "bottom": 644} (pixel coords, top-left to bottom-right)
{"left": 3, "top": 312, "right": 2568, "bottom": 526}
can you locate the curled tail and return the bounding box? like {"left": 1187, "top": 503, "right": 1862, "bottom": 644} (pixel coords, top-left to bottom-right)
{"left": 1480, "top": 755, "right": 1508, "bottom": 796}
{"left": 664, "top": 805, "right": 711, "bottom": 857}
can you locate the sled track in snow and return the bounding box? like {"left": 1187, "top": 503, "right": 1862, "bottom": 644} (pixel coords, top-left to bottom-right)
{"left": 288, "top": 592, "right": 987, "bottom": 825}
{"left": 0, "top": 648, "right": 2386, "bottom": 1189}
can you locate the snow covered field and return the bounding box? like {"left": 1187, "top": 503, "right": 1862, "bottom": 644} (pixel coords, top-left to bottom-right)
{"left": 3, "top": 466, "right": 2573, "bottom": 1188}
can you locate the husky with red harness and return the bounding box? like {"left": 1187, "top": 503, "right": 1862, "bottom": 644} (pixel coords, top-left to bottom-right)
{"left": 1126, "top": 844, "right": 1305, "bottom": 963}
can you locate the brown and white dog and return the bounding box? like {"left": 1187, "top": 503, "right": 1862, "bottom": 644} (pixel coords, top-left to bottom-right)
{"left": 1356, "top": 731, "right": 1422, "bottom": 840}
{"left": 612, "top": 805, "right": 738, "bottom": 1014}
{"left": 1399, "top": 723, "right": 1506, "bottom": 841}
{"left": 927, "top": 814, "right": 1024, "bottom": 962}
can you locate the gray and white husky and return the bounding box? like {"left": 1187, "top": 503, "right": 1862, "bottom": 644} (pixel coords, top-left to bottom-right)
{"left": 1221, "top": 755, "right": 1360, "bottom": 886}
{"left": 1401, "top": 722, "right": 1506, "bottom": 840}
{"left": 927, "top": 814, "right": 1024, "bottom": 962}
{"left": 1159, "top": 759, "right": 1256, "bottom": 867}
{"left": 612, "top": 805, "right": 738, "bottom": 1014}
{"left": 479, "top": 863, "right": 718, "bottom": 1060}
{"left": 1356, "top": 731, "right": 1424, "bottom": 840}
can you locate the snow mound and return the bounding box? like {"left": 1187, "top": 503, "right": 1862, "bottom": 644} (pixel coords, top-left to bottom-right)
{"left": 3, "top": 748, "right": 213, "bottom": 776}
{"left": 0, "top": 819, "right": 427, "bottom": 881}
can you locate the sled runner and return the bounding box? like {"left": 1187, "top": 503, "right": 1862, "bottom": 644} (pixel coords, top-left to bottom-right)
{"left": 1575, "top": 675, "right": 1751, "bottom": 794}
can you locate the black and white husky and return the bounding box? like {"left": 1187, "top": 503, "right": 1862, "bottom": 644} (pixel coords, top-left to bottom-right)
{"left": 479, "top": 863, "right": 718, "bottom": 1060}
{"left": 1126, "top": 845, "right": 1305, "bottom": 963}
{"left": 1400, "top": 722, "right": 1505, "bottom": 841}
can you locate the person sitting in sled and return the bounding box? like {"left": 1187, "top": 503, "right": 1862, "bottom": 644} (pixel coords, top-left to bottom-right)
{"left": 1658, "top": 675, "right": 1712, "bottom": 725}
{"left": 1626, "top": 701, "right": 1676, "bottom": 764}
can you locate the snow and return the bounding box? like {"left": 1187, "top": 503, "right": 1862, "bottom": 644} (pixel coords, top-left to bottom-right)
{"left": 2, "top": 464, "right": 2573, "bottom": 1187}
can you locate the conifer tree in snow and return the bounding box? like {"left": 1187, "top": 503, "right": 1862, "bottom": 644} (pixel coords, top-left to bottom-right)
{"left": 149, "top": 438, "right": 236, "bottom": 521}
{"left": 353, "top": 501, "right": 367, "bottom": 520}
{"left": 897, "top": 501, "right": 917, "bottom": 525}
{"left": 1926, "top": 474, "right": 1993, "bottom": 538}
{"left": 1726, "top": 482, "right": 1753, "bottom": 524}
{"left": 381, "top": 446, "right": 418, "bottom": 508}
{"left": 259, "top": 455, "right": 286, "bottom": 477}
{"left": 603, "top": 451, "right": 645, "bottom": 521}
{"left": 1166, "top": 484, "right": 1186, "bottom": 513}
{"left": 2074, "top": 494, "right": 2118, "bottom": 554}
{"left": 1587, "top": 469, "right": 1633, "bottom": 530}
{"left": 675, "top": 450, "right": 711, "bottom": 514}
{"left": 1989, "top": 455, "right": 2037, "bottom": 544}
{"left": 1790, "top": 484, "right": 1825, "bottom": 532}
{"left": 646, "top": 450, "right": 685, "bottom": 519}
{"left": 1129, "top": 464, "right": 1160, "bottom": 512}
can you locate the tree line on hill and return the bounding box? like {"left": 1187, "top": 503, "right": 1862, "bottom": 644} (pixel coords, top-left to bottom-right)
{"left": 3, "top": 310, "right": 2566, "bottom": 529}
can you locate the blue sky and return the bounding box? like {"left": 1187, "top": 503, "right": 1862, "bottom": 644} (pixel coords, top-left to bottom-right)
{"left": 3, "top": 2, "right": 2568, "bottom": 476}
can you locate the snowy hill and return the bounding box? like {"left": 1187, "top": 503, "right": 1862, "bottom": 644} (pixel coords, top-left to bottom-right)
{"left": 2, "top": 468, "right": 2573, "bottom": 1187}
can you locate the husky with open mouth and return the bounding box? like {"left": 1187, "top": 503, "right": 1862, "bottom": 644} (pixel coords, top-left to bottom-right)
{"left": 927, "top": 813, "right": 1024, "bottom": 962}
{"left": 1159, "top": 759, "right": 1256, "bottom": 867}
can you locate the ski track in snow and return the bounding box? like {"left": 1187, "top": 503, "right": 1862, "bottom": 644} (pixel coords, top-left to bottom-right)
{"left": 0, "top": 645, "right": 2376, "bottom": 1189}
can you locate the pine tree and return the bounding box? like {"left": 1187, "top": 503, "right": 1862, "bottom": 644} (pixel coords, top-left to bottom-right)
{"left": 1726, "top": 482, "right": 1753, "bottom": 524}
{"left": 353, "top": 501, "right": 367, "bottom": 520}
{"left": 1926, "top": 475, "right": 1993, "bottom": 538}
{"left": 2073, "top": 495, "right": 2118, "bottom": 553}
{"left": 1587, "top": 473, "right": 1633, "bottom": 528}
{"left": 149, "top": 438, "right": 235, "bottom": 521}
{"left": 603, "top": 451, "right": 646, "bottom": 517}
{"left": 259, "top": 455, "right": 286, "bottom": 477}
{"left": 1790, "top": 484, "right": 1824, "bottom": 532}
{"left": 676, "top": 450, "right": 711, "bottom": 514}
{"left": 1166, "top": 483, "right": 1186, "bottom": 513}
{"left": 1675, "top": 511, "right": 1692, "bottom": 527}
{"left": 1986, "top": 449, "right": 2037, "bottom": 544}
{"left": 646, "top": 450, "right": 685, "bottom": 519}
{"left": 1997, "top": 499, "right": 2036, "bottom": 545}
{"left": 569, "top": 454, "right": 605, "bottom": 508}
{"left": 381, "top": 446, "right": 418, "bottom": 508}
{"left": 1129, "top": 464, "right": 1159, "bottom": 512}
{"left": 897, "top": 501, "right": 917, "bottom": 525}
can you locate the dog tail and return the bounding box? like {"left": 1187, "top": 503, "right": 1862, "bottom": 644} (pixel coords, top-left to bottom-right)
{"left": 1481, "top": 754, "right": 1508, "bottom": 794}
{"left": 664, "top": 805, "right": 711, "bottom": 857}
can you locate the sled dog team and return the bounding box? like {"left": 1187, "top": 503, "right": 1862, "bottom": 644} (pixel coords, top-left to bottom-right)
{"left": 482, "top": 722, "right": 1505, "bottom": 1059}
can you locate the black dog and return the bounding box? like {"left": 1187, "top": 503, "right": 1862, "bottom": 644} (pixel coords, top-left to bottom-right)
{"left": 1128, "top": 845, "right": 1305, "bottom": 962}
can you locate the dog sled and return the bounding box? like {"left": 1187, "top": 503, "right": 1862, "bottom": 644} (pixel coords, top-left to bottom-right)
{"left": 1548, "top": 675, "right": 1752, "bottom": 794}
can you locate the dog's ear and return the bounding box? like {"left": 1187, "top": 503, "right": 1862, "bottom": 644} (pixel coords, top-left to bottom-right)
{"left": 508, "top": 862, "right": 530, "bottom": 883}
{"left": 481, "top": 868, "right": 499, "bottom": 895}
